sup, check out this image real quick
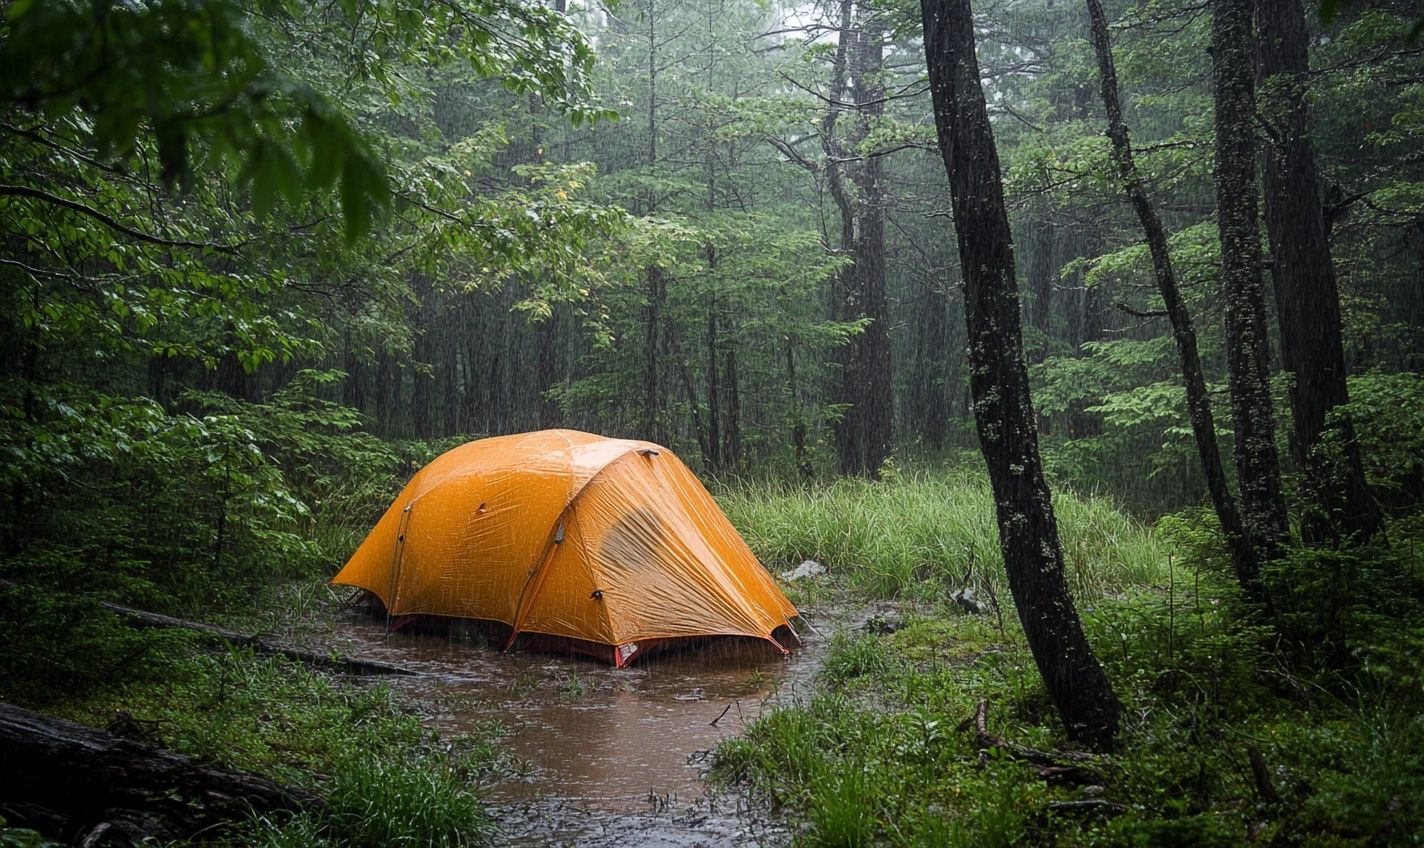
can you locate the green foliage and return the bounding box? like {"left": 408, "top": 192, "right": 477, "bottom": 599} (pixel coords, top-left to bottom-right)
{"left": 261, "top": 749, "right": 494, "bottom": 848}
{"left": 1, "top": 0, "right": 608, "bottom": 241}
{"left": 821, "top": 631, "right": 901, "bottom": 685}
{"left": 0, "top": 375, "right": 399, "bottom": 616}
{"left": 1264, "top": 514, "right": 1424, "bottom": 690}
{"left": 1338, "top": 372, "right": 1424, "bottom": 497}
{"left": 2, "top": 0, "right": 389, "bottom": 238}
{"left": 0, "top": 578, "right": 189, "bottom": 703}
{"left": 720, "top": 471, "right": 1167, "bottom": 603}
{"left": 0, "top": 818, "right": 61, "bottom": 848}
{"left": 716, "top": 507, "right": 1424, "bottom": 847}
{"left": 58, "top": 648, "right": 504, "bottom": 847}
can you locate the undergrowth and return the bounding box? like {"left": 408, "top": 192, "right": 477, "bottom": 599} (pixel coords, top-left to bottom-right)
{"left": 713, "top": 507, "right": 1424, "bottom": 847}
{"left": 719, "top": 471, "right": 1166, "bottom": 603}
{"left": 56, "top": 648, "right": 505, "bottom": 847}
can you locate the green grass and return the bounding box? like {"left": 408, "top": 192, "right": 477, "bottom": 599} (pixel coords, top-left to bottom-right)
{"left": 711, "top": 479, "right": 1424, "bottom": 847}
{"left": 57, "top": 649, "right": 504, "bottom": 847}
{"left": 712, "top": 566, "right": 1424, "bottom": 847}
{"left": 718, "top": 470, "right": 1168, "bottom": 603}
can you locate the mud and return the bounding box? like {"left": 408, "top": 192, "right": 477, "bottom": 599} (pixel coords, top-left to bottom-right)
{"left": 312, "top": 605, "right": 839, "bottom": 846}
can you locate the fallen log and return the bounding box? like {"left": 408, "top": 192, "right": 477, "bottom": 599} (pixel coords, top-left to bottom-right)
{"left": 102, "top": 601, "right": 418, "bottom": 677}
{"left": 0, "top": 702, "right": 315, "bottom": 845}
{"left": 0, "top": 578, "right": 419, "bottom": 677}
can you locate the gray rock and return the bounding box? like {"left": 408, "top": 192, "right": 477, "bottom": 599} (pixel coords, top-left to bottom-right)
{"left": 779, "top": 559, "right": 826, "bottom": 582}
{"left": 952, "top": 587, "right": 983, "bottom": 615}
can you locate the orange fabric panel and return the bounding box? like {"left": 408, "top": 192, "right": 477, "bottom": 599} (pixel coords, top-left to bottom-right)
{"left": 511, "top": 507, "right": 617, "bottom": 645}
{"left": 330, "top": 429, "right": 798, "bottom": 659}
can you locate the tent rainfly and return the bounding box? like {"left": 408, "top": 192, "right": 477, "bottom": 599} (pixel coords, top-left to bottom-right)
{"left": 332, "top": 429, "right": 800, "bottom": 666}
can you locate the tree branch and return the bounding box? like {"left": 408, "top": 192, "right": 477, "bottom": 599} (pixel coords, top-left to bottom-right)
{"left": 0, "top": 185, "right": 240, "bottom": 253}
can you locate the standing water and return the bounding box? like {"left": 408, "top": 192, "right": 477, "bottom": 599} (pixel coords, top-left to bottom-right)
{"left": 321, "top": 612, "right": 830, "bottom": 846}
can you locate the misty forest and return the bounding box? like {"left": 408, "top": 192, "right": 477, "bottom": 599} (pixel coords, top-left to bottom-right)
{"left": 2, "top": 0, "right": 1422, "bottom": 845}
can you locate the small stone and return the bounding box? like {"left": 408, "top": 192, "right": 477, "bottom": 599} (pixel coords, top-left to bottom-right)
{"left": 953, "top": 587, "right": 983, "bottom": 615}
{"left": 779, "top": 559, "right": 827, "bottom": 581}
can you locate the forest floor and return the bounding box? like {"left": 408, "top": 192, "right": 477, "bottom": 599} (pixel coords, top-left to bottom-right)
{"left": 4, "top": 476, "right": 1421, "bottom": 846}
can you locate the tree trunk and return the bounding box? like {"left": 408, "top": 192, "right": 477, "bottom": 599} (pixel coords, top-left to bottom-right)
{"left": 638, "top": 266, "right": 660, "bottom": 440}
{"left": 825, "top": 0, "right": 893, "bottom": 479}
{"left": 410, "top": 277, "right": 434, "bottom": 440}
{"left": 1212, "top": 0, "right": 1289, "bottom": 575}
{"left": 723, "top": 344, "right": 742, "bottom": 469}
{"left": 1256, "top": 0, "right": 1380, "bottom": 544}
{"left": 705, "top": 254, "right": 723, "bottom": 469}
{"left": 911, "top": 278, "right": 950, "bottom": 449}
{"left": 536, "top": 306, "right": 562, "bottom": 430}
{"left": 786, "top": 337, "right": 813, "bottom": 480}
{"left": 922, "top": 0, "right": 1120, "bottom": 751}
{"left": 1086, "top": 0, "right": 1260, "bottom": 599}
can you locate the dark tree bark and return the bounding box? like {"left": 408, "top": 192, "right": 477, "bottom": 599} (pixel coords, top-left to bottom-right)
{"left": 374, "top": 351, "right": 397, "bottom": 436}
{"left": 0, "top": 702, "right": 314, "bottom": 845}
{"left": 536, "top": 306, "right": 563, "bottom": 430}
{"left": 642, "top": 264, "right": 664, "bottom": 442}
{"left": 705, "top": 255, "right": 723, "bottom": 469}
{"left": 723, "top": 344, "right": 742, "bottom": 469}
{"left": 786, "top": 337, "right": 813, "bottom": 480}
{"left": 1256, "top": 0, "right": 1380, "bottom": 544}
{"left": 910, "top": 278, "right": 949, "bottom": 449}
{"left": 410, "top": 276, "right": 435, "bottom": 440}
{"left": 824, "top": 0, "right": 892, "bottom": 479}
{"left": 1212, "top": 0, "right": 1289, "bottom": 573}
{"left": 1068, "top": 234, "right": 1105, "bottom": 439}
{"left": 440, "top": 317, "right": 460, "bottom": 436}
{"left": 922, "top": 0, "right": 1120, "bottom": 751}
{"left": 1086, "top": 0, "right": 1261, "bottom": 601}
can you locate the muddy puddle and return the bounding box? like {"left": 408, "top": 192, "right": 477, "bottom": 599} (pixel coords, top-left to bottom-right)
{"left": 315, "top": 605, "right": 845, "bottom": 846}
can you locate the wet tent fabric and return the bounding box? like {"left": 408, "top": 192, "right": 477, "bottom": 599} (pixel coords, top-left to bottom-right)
{"left": 331, "top": 430, "right": 798, "bottom": 666}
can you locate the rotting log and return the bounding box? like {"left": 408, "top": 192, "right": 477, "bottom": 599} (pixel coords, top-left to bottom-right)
{"left": 0, "top": 702, "right": 315, "bottom": 845}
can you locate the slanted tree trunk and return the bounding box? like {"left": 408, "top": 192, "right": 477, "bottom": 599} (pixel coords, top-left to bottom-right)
{"left": 1256, "top": 0, "right": 1379, "bottom": 544}
{"left": 922, "top": 0, "right": 1120, "bottom": 751}
{"left": 1212, "top": 0, "right": 1289, "bottom": 572}
{"left": 1086, "top": 0, "right": 1261, "bottom": 601}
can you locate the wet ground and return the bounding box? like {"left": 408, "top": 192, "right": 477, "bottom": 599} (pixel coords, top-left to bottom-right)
{"left": 315, "top": 607, "right": 839, "bottom": 847}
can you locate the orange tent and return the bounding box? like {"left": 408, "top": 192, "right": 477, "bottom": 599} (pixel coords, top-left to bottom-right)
{"left": 332, "top": 429, "right": 800, "bottom": 666}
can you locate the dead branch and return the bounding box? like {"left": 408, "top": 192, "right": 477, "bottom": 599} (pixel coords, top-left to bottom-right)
{"left": 969, "top": 699, "right": 1103, "bottom": 785}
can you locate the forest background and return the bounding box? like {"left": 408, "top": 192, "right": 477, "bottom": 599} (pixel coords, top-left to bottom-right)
{"left": 1, "top": 0, "right": 1422, "bottom": 845}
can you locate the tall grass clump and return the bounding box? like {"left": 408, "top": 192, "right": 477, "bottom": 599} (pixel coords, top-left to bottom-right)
{"left": 247, "top": 751, "right": 493, "bottom": 848}
{"left": 718, "top": 470, "right": 1166, "bottom": 601}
